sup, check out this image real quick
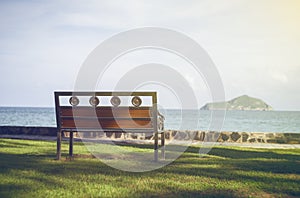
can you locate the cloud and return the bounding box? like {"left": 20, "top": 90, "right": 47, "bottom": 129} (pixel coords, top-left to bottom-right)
{"left": 0, "top": 0, "right": 299, "bottom": 110}
{"left": 271, "top": 72, "right": 288, "bottom": 84}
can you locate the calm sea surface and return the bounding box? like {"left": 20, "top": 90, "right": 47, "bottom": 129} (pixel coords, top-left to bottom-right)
{"left": 0, "top": 107, "right": 299, "bottom": 133}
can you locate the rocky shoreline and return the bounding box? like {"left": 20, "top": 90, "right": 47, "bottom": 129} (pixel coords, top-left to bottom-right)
{"left": 0, "top": 126, "right": 300, "bottom": 144}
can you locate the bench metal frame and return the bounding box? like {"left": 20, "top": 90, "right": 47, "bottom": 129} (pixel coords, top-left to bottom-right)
{"left": 54, "top": 91, "right": 165, "bottom": 161}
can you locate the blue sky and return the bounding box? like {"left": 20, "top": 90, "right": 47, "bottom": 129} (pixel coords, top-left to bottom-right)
{"left": 0, "top": 0, "right": 300, "bottom": 110}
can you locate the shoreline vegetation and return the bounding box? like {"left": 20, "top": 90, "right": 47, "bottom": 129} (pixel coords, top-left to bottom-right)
{"left": 0, "top": 138, "right": 299, "bottom": 197}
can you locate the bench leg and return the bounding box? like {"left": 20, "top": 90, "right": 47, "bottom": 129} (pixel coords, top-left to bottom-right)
{"left": 154, "top": 132, "right": 158, "bottom": 162}
{"left": 56, "top": 130, "right": 61, "bottom": 160}
{"left": 69, "top": 132, "right": 73, "bottom": 157}
{"left": 161, "top": 132, "right": 165, "bottom": 160}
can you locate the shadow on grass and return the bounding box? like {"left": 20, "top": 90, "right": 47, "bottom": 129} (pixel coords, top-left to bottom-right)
{"left": 208, "top": 147, "right": 300, "bottom": 160}
{"left": 0, "top": 139, "right": 300, "bottom": 197}
{"left": 0, "top": 138, "right": 36, "bottom": 148}
{"left": 0, "top": 184, "right": 30, "bottom": 198}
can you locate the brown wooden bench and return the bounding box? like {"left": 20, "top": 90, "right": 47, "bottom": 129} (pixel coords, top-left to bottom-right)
{"left": 54, "top": 91, "right": 165, "bottom": 161}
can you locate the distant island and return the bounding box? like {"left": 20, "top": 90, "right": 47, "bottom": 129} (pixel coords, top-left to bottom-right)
{"left": 200, "top": 95, "right": 273, "bottom": 111}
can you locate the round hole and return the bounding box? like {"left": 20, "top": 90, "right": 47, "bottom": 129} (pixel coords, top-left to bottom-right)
{"left": 69, "top": 96, "right": 79, "bottom": 106}
{"left": 131, "top": 96, "right": 142, "bottom": 107}
{"left": 110, "top": 96, "right": 121, "bottom": 107}
{"left": 89, "top": 96, "right": 100, "bottom": 107}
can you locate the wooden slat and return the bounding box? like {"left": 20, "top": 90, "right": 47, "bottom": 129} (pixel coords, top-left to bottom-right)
{"left": 61, "top": 128, "right": 154, "bottom": 132}
{"left": 61, "top": 118, "right": 152, "bottom": 129}
{"left": 59, "top": 106, "right": 152, "bottom": 118}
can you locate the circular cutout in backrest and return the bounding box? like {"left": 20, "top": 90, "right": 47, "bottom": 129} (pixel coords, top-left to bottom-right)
{"left": 69, "top": 96, "right": 79, "bottom": 106}
{"left": 131, "top": 96, "right": 142, "bottom": 107}
{"left": 89, "top": 96, "right": 100, "bottom": 107}
{"left": 110, "top": 96, "right": 121, "bottom": 107}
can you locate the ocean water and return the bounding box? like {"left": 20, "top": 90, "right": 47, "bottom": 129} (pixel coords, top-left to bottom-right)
{"left": 0, "top": 107, "right": 299, "bottom": 133}
{"left": 162, "top": 109, "right": 300, "bottom": 132}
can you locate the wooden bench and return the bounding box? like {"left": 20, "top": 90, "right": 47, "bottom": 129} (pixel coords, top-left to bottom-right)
{"left": 54, "top": 91, "right": 165, "bottom": 161}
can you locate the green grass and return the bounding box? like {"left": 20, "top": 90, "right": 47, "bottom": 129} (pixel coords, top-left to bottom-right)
{"left": 0, "top": 138, "right": 299, "bottom": 198}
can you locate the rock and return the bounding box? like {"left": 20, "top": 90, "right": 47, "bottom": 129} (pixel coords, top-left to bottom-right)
{"left": 230, "top": 132, "right": 241, "bottom": 142}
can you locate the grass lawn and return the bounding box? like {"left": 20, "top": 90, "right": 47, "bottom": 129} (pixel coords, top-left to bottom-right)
{"left": 0, "top": 138, "right": 299, "bottom": 198}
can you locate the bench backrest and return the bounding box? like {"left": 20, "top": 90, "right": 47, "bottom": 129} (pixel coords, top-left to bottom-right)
{"left": 54, "top": 92, "right": 158, "bottom": 132}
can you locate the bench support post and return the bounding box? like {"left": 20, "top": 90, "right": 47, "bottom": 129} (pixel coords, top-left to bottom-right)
{"left": 56, "top": 130, "right": 61, "bottom": 160}
{"left": 69, "top": 132, "right": 73, "bottom": 157}
{"left": 154, "top": 132, "right": 159, "bottom": 162}
{"left": 161, "top": 132, "right": 165, "bottom": 160}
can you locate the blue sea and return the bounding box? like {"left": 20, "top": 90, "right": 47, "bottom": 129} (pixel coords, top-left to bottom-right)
{"left": 0, "top": 107, "right": 299, "bottom": 133}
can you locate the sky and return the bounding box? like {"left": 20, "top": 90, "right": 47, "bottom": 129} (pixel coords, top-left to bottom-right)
{"left": 0, "top": 0, "right": 300, "bottom": 110}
